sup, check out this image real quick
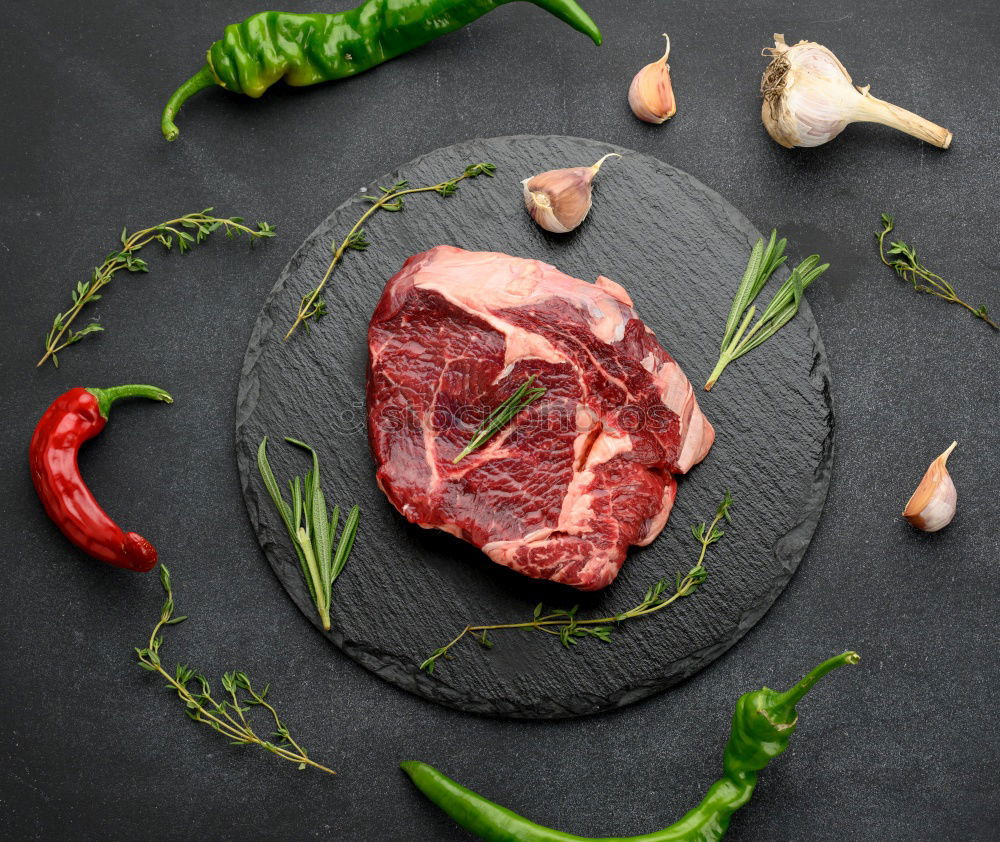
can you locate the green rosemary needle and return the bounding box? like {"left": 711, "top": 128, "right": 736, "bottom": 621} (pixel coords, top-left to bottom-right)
{"left": 453, "top": 375, "right": 546, "bottom": 464}
{"left": 705, "top": 231, "right": 829, "bottom": 390}
{"left": 257, "top": 437, "right": 360, "bottom": 631}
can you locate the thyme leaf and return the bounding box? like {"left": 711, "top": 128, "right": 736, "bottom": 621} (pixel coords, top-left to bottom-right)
{"left": 877, "top": 213, "right": 997, "bottom": 330}
{"left": 37, "top": 211, "right": 275, "bottom": 368}
{"left": 135, "top": 565, "right": 335, "bottom": 776}
{"left": 452, "top": 375, "right": 546, "bottom": 464}
{"left": 705, "top": 232, "right": 828, "bottom": 390}
{"left": 286, "top": 162, "right": 497, "bottom": 340}
{"left": 257, "top": 437, "right": 360, "bottom": 631}
{"left": 420, "top": 490, "right": 733, "bottom": 674}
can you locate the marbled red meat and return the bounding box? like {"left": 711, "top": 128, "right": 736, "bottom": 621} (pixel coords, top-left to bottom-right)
{"left": 366, "top": 246, "right": 713, "bottom": 591}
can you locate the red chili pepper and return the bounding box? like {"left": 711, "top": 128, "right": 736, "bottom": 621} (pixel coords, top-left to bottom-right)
{"left": 30, "top": 385, "right": 173, "bottom": 572}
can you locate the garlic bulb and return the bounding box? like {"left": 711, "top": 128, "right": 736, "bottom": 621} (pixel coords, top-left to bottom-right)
{"left": 522, "top": 153, "right": 621, "bottom": 234}
{"left": 760, "top": 34, "right": 952, "bottom": 149}
{"left": 629, "top": 34, "right": 676, "bottom": 124}
{"left": 903, "top": 441, "right": 958, "bottom": 532}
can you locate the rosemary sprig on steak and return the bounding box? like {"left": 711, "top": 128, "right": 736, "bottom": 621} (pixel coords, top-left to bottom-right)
{"left": 452, "top": 375, "right": 547, "bottom": 464}
{"left": 420, "top": 490, "right": 733, "bottom": 674}
{"left": 704, "top": 231, "right": 829, "bottom": 390}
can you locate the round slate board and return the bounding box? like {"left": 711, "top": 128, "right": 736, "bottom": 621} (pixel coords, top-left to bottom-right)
{"left": 236, "top": 135, "right": 833, "bottom": 719}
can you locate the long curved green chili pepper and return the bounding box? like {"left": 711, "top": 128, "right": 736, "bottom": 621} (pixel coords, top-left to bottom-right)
{"left": 402, "top": 651, "right": 859, "bottom": 842}
{"left": 161, "top": 0, "right": 602, "bottom": 140}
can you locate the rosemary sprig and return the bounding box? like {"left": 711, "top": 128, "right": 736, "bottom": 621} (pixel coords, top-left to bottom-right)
{"left": 38, "top": 210, "right": 275, "bottom": 368}
{"left": 257, "top": 437, "right": 360, "bottom": 631}
{"left": 705, "top": 231, "right": 829, "bottom": 390}
{"left": 420, "top": 490, "right": 733, "bottom": 674}
{"left": 878, "top": 213, "right": 997, "bottom": 330}
{"left": 135, "top": 565, "right": 335, "bottom": 776}
{"left": 286, "top": 162, "right": 496, "bottom": 339}
{"left": 453, "top": 375, "right": 546, "bottom": 464}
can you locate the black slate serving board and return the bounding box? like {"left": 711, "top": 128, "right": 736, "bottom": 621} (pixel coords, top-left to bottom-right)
{"left": 235, "top": 135, "right": 833, "bottom": 719}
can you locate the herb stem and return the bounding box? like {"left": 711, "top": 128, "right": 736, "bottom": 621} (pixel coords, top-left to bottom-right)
{"left": 705, "top": 233, "right": 828, "bottom": 391}
{"left": 705, "top": 305, "right": 756, "bottom": 390}
{"left": 297, "top": 526, "right": 330, "bottom": 630}
{"left": 136, "top": 567, "right": 335, "bottom": 776}
{"left": 453, "top": 375, "right": 547, "bottom": 463}
{"left": 38, "top": 211, "right": 275, "bottom": 368}
{"left": 284, "top": 194, "right": 394, "bottom": 341}
{"left": 256, "top": 437, "right": 359, "bottom": 632}
{"left": 285, "top": 163, "right": 496, "bottom": 339}
{"left": 878, "top": 214, "right": 997, "bottom": 330}
{"left": 420, "top": 491, "right": 733, "bottom": 674}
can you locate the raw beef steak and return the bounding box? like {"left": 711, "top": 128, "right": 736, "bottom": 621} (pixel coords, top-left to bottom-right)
{"left": 367, "top": 246, "right": 714, "bottom": 590}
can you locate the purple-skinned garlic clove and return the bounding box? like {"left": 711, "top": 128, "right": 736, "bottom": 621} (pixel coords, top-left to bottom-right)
{"left": 521, "top": 153, "right": 621, "bottom": 234}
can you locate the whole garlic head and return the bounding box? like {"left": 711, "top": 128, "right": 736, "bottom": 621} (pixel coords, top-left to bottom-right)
{"left": 629, "top": 34, "right": 676, "bottom": 124}
{"left": 903, "top": 441, "right": 958, "bottom": 532}
{"left": 522, "top": 153, "right": 620, "bottom": 234}
{"left": 761, "top": 36, "right": 852, "bottom": 147}
{"left": 761, "top": 34, "right": 952, "bottom": 149}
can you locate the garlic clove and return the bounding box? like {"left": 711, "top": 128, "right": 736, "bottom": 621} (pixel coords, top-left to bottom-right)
{"left": 903, "top": 441, "right": 958, "bottom": 532}
{"left": 629, "top": 33, "right": 676, "bottom": 124}
{"left": 522, "top": 153, "right": 621, "bottom": 233}
{"left": 760, "top": 33, "right": 952, "bottom": 149}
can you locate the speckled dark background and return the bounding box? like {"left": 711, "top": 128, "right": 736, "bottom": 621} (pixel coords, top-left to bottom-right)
{"left": 1, "top": 1, "right": 996, "bottom": 839}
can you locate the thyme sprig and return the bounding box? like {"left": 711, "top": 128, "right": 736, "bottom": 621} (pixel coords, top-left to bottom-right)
{"left": 135, "top": 566, "right": 335, "bottom": 776}
{"left": 420, "top": 490, "right": 733, "bottom": 674}
{"left": 878, "top": 213, "right": 997, "bottom": 330}
{"left": 453, "top": 375, "right": 547, "bottom": 464}
{"left": 38, "top": 210, "right": 275, "bottom": 368}
{"left": 285, "top": 162, "right": 497, "bottom": 339}
{"left": 257, "top": 437, "right": 360, "bottom": 631}
{"left": 705, "top": 231, "right": 829, "bottom": 390}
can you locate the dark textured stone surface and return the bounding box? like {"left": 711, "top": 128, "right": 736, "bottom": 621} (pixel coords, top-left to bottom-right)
{"left": 2, "top": 0, "right": 997, "bottom": 839}
{"left": 236, "top": 135, "right": 834, "bottom": 718}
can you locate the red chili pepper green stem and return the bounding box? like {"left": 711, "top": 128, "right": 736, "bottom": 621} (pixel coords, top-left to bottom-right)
{"left": 29, "top": 385, "right": 173, "bottom": 572}
{"left": 161, "top": 0, "right": 602, "bottom": 140}
{"left": 88, "top": 384, "right": 173, "bottom": 418}
{"left": 403, "top": 652, "right": 859, "bottom": 842}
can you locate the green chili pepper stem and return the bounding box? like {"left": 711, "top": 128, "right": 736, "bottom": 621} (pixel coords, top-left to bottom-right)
{"left": 768, "top": 650, "right": 860, "bottom": 723}
{"left": 87, "top": 385, "right": 173, "bottom": 419}
{"left": 161, "top": 66, "right": 217, "bottom": 141}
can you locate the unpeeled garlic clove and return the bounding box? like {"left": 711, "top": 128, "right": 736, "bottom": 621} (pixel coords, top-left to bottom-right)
{"left": 522, "top": 153, "right": 620, "bottom": 234}
{"left": 760, "top": 33, "right": 952, "bottom": 149}
{"left": 629, "top": 33, "right": 677, "bottom": 124}
{"left": 903, "top": 441, "right": 958, "bottom": 532}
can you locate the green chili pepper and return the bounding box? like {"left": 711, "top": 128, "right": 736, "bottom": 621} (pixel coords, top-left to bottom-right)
{"left": 161, "top": 0, "right": 602, "bottom": 140}
{"left": 402, "top": 651, "right": 859, "bottom": 842}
